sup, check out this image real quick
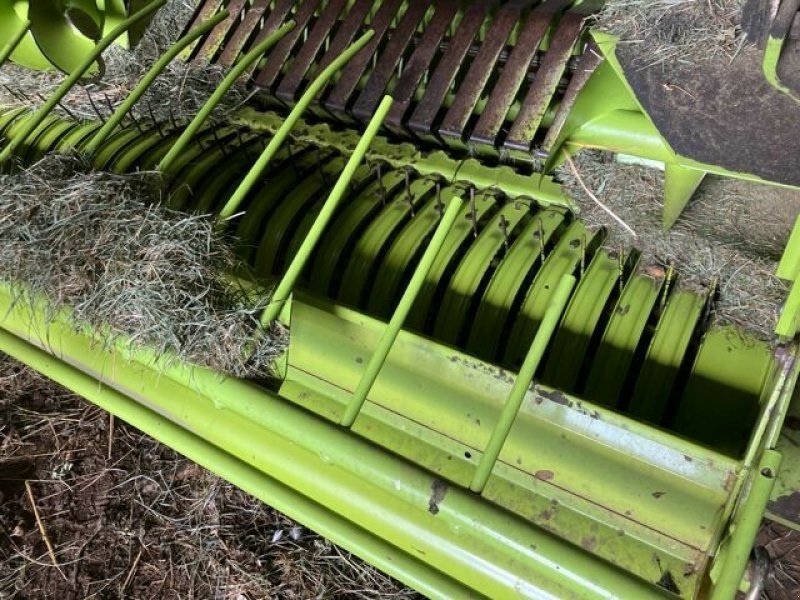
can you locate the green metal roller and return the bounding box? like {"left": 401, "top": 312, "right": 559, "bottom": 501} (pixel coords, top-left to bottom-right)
{"left": 1, "top": 0, "right": 141, "bottom": 74}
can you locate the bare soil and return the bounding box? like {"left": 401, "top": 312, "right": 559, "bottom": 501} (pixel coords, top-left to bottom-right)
{"left": 0, "top": 356, "right": 417, "bottom": 599}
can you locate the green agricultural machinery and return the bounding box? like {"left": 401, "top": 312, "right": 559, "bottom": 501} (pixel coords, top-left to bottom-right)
{"left": 2, "top": 0, "right": 800, "bottom": 598}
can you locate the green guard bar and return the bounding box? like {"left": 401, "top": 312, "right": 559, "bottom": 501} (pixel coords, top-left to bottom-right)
{"left": 259, "top": 95, "right": 395, "bottom": 326}
{"left": 157, "top": 21, "right": 296, "bottom": 173}
{"left": 0, "top": 19, "right": 30, "bottom": 69}
{"left": 217, "top": 29, "right": 376, "bottom": 221}
{"left": 0, "top": 0, "right": 167, "bottom": 164}
{"left": 711, "top": 450, "right": 782, "bottom": 600}
{"left": 470, "top": 274, "right": 577, "bottom": 493}
{"left": 84, "top": 9, "right": 231, "bottom": 154}
{"left": 340, "top": 194, "right": 466, "bottom": 427}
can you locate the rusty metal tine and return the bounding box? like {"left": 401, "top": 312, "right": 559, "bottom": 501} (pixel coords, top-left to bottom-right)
{"left": 540, "top": 41, "right": 603, "bottom": 154}
{"left": 325, "top": 0, "right": 404, "bottom": 116}
{"left": 217, "top": 0, "right": 271, "bottom": 66}
{"left": 193, "top": 0, "right": 248, "bottom": 61}
{"left": 275, "top": 0, "right": 348, "bottom": 103}
{"left": 439, "top": 1, "right": 534, "bottom": 144}
{"left": 385, "top": 0, "right": 460, "bottom": 133}
{"left": 314, "top": 0, "right": 374, "bottom": 75}
{"left": 470, "top": 1, "right": 568, "bottom": 147}
{"left": 407, "top": 0, "right": 497, "bottom": 138}
{"left": 505, "top": 8, "right": 587, "bottom": 154}
{"left": 229, "top": 0, "right": 296, "bottom": 73}
{"left": 184, "top": 0, "right": 225, "bottom": 60}
{"left": 351, "top": 1, "right": 429, "bottom": 122}
{"left": 254, "top": 0, "right": 321, "bottom": 89}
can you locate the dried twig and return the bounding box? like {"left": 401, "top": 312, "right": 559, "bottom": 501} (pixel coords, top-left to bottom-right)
{"left": 24, "top": 481, "right": 66, "bottom": 581}
{"left": 564, "top": 154, "right": 638, "bottom": 238}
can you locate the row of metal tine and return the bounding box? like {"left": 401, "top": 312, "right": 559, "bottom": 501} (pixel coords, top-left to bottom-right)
{"left": 183, "top": 0, "right": 602, "bottom": 158}
{"left": 0, "top": 0, "right": 578, "bottom": 493}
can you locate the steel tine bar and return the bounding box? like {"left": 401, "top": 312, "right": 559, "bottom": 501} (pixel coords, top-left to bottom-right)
{"left": 218, "top": 30, "right": 376, "bottom": 221}
{"left": 85, "top": 9, "right": 230, "bottom": 154}
{"left": 0, "top": 19, "right": 30, "bottom": 69}
{"left": 157, "top": 21, "right": 296, "bottom": 173}
{"left": 469, "top": 273, "right": 577, "bottom": 493}
{"left": 339, "top": 194, "right": 465, "bottom": 428}
{"left": 0, "top": 0, "right": 166, "bottom": 164}
{"left": 259, "top": 95, "right": 394, "bottom": 327}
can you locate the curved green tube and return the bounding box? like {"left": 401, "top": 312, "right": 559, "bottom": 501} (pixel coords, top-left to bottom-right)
{"left": 470, "top": 273, "right": 577, "bottom": 493}
{"left": 84, "top": 9, "right": 230, "bottom": 155}
{"left": 259, "top": 95, "right": 395, "bottom": 327}
{"left": 0, "top": 0, "right": 166, "bottom": 164}
{"left": 217, "top": 29, "right": 376, "bottom": 221}
{"left": 340, "top": 195, "right": 465, "bottom": 427}
{"left": 157, "top": 21, "right": 296, "bottom": 173}
{"left": 0, "top": 19, "right": 30, "bottom": 69}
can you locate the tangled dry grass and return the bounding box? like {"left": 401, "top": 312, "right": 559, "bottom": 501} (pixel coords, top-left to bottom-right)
{"left": 0, "top": 0, "right": 250, "bottom": 124}
{"left": 559, "top": 151, "right": 799, "bottom": 341}
{"left": 596, "top": 0, "right": 748, "bottom": 66}
{"left": 0, "top": 356, "right": 417, "bottom": 599}
{"left": 0, "top": 154, "right": 284, "bottom": 378}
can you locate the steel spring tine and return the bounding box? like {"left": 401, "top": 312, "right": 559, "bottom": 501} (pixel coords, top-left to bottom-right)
{"left": 0, "top": 0, "right": 167, "bottom": 164}
{"left": 340, "top": 194, "right": 465, "bottom": 428}
{"left": 84, "top": 9, "right": 230, "bottom": 155}
{"left": 470, "top": 273, "right": 577, "bottom": 493}
{"left": 157, "top": 20, "right": 296, "bottom": 174}
{"left": 0, "top": 19, "right": 30, "bottom": 70}
{"left": 258, "top": 95, "right": 395, "bottom": 327}
{"left": 217, "top": 29, "right": 376, "bottom": 221}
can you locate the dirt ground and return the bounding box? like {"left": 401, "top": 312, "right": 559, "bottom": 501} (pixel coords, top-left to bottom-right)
{"left": 0, "top": 356, "right": 418, "bottom": 599}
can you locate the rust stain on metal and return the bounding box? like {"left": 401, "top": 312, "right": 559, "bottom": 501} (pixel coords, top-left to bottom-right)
{"left": 408, "top": 0, "right": 496, "bottom": 137}
{"left": 428, "top": 478, "right": 449, "bottom": 515}
{"left": 471, "top": 6, "right": 555, "bottom": 146}
{"left": 541, "top": 41, "right": 603, "bottom": 152}
{"left": 505, "top": 7, "right": 586, "bottom": 154}
{"left": 274, "top": 0, "right": 348, "bottom": 102}
{"left": 538, "top": 389, "right": 572, "bottom": 406}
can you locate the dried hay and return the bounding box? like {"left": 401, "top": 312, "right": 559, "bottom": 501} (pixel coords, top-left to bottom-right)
{"left": 595, "top": 0, "right": 748, "bottom": 66}
{"left": 0, "top": 154, "right": 284, "bottom": 377}
{"left": 559, "top": 150, "right": 799, "bottom": 341}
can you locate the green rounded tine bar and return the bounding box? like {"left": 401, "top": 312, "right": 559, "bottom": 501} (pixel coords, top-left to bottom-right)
{"left": 339, "top": 194, "right": 465, "bottom": 428}
{"left": 0, "top": 19, "right": 31, "bottom": 69}
{"left": 157, "top": 21, "right": 296, "bottom": 173}
{"left": 84, "top": 8, "right": 230, "bottom": 155}
{"left": 259, "top": 95, "right": 395, "bottom": 327}
{"left": 216, "top": 29, "right": 376, "bottom": 221}
{"left": 0, "top": 0, "right": 167, "bottom": 164}
{"left": 470, "top": 273, "right": 577, "bottom": 493}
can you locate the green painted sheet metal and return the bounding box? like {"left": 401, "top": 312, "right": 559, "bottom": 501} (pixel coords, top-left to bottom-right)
{"left": 282, "top": 293, "right": 743, "bottom": 596}
{"left": 675, "top": 327, "right": 777, "bottom": 457}
{"left": 628, "top": 290, "right": 706, "bottom": 425}
{"left": 583, "top": 272, "right": 663, "bottom": 408}
{"left": 542, "top": 247, "right": 620, "bottom": 392}
{"left": 433, "top": 200, "right": 530, "bottom": 346}
{"left": 467, "top": 206, "right": 568, "bottom": 364}
{"left": 0, "top": 285, "right": 670, "bottom": 600}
